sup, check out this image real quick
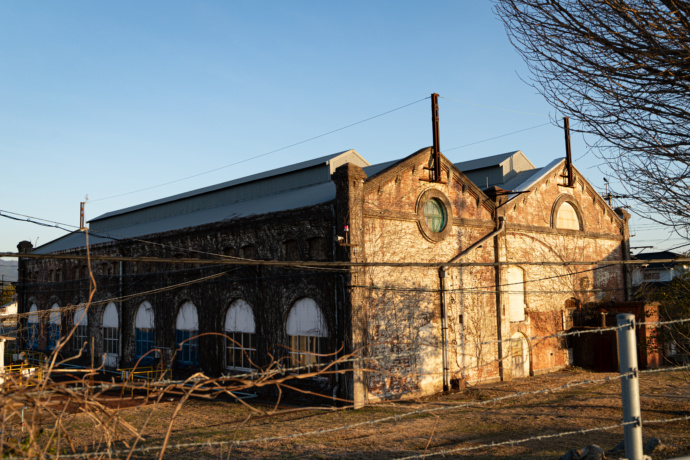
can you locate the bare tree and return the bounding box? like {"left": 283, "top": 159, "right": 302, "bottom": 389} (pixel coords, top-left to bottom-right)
{"left": 495, "top": 0, "right": 690, "bottom": 234}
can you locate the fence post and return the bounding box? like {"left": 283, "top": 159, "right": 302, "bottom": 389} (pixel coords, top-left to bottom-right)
{"left": 617, "top": 313, "right": 643, "bottom": 460}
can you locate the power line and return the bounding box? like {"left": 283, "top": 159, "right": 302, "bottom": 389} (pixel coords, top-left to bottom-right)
{"left": 5, "top": 251, "right": 685, "bottom": 268}
{"left": 439, "top": 96, "right": 551, "bottom": 118}
{"left": 444, "top": 122, "right": 551, "bottom": 151}
{"left": 90, "top": 97, "right": 430, "bottom": 202}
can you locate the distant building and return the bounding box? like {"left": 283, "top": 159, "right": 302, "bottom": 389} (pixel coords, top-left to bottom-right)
{"left": 632, "top": 250, "right": 688, "bottom": 287}
{"left": 16, "top": 146, "right": 630, "bottom": 405}
{"left": 0, "top": 300, "right": 17, "bottom": 338}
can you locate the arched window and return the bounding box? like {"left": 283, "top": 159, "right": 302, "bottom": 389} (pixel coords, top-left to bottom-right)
{"left": 225, "top": 299, "right": 256, "bottom": 371}
{"left": 175, "top": 301, "right": 198, "bottom": 365}
{"left": 48, "top": 303, "right": 61, "bottom": 350}
{"left": 286, "top": 298, "right": 328, "bottom": 373}
{"left": 556, "top": 202, "right": 581, "bottom": 230}
{"left": 27, "top": 304, "right": 39, "bottom": 350}
{"left": 73, "top": 304, "right": 88, "bottom": 351}
{"left": 135, "top": 302, "right": 155, "bottom": 364}
{"left": 506, "top": 266, "right": 526, "bottom": 322}
{"left": 102, "top": 303, "right": 119, "bottom": 368}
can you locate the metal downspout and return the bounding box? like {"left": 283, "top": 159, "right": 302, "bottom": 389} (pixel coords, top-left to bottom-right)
{"left": 439, "top": 268, "right": 449, "bottom": 392}
{"left": 439, "top": 217, "right": 505, "bottom": 390}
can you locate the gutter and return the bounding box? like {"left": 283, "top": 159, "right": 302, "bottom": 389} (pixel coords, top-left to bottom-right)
{"left": 439, "top": 217, "right": 505, "bottom": 391}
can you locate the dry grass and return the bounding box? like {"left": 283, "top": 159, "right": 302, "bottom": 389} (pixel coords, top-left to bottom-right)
{"left": 4, "top": 367, "right": 688, "bottom": 459}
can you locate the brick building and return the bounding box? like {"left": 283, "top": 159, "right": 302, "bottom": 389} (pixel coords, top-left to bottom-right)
{"left": 16, "top": 146, "right": 630, "bottom": 405}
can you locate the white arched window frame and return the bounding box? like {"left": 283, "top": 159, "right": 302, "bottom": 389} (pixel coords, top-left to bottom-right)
{"left": 102, "top": 303, "right": 120, "bottom": 361}
{"left": 507, "top": 266, "right": 526, "bottom": 322}
{"left": 225, "top": 299, "right": 256, "bottom": 371}
{"left": 286, "top": 298, "right": 328, "bottom": 373}
{"left": 135, "top": 302, "right": 155, "bottom": 363}
{"left": 27, "top": 304, "right": 39, "bottom": 350}
{"left": 73, "top": 304, "right": 88, "bottom": 352}
{"left": 48, "top": 303, "right": 61, "bottom": 350}
{"left": 175, "top": 301, "right": 199, "bottom": 365}
{"left": 556, "top": 202, "right": 581, "bottom": 230}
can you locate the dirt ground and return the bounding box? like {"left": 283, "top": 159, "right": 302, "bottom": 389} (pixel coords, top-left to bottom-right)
{"left": 8, "top": 367, "right": 690, "bottom": 459}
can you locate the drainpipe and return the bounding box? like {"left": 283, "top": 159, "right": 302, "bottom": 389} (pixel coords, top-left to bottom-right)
{"left": 439, "top": 217, "right": 505, "bottom": 390}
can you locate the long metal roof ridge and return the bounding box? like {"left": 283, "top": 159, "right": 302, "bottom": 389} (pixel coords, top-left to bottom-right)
{"left": 91, "top": 149, "right": 367, "bottom": 222}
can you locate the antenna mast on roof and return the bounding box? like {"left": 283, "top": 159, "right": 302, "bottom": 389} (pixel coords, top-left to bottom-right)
{"left": 563, "top": 117, "right": 575, "bottom": 187}
{"left": 80, "top": 202, "right": 85, "bottom": 230}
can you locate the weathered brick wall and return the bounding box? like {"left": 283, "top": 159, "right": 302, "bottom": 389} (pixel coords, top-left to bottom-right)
{"left": 359, "top": 150, "right": 500, "bottom": 401}
{"left": 351, "top": 152, "right": 629, "bottom": 401}
{"left": 16, "top": 204, "right": 343, "bottom": 400}
{"left": 499, "top": 165, "right": 628, "bottom": 376}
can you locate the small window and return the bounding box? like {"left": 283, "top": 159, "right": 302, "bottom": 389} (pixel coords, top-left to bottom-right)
{"left": 225, "top": 299, "right": 256, "bottom": 371}
{"left": 643, "top": 271, "right": 661, "bottom": 281}
{"left": 223, "top": 247, "right": 237, "bottom": 257}
{"left": 175, "top": 301, "right": 199, "bottom": 365}
{"left": 416, "top": 189, "right": 453, "bottom": 242}
{"left": 48, "top": 303, "right": 61, "bottom": 350}
{"left": 102, "top": 303, "right": 119, "bottom": 367}
{"left": 286, "top": 298, "right": 328, "bottom": 373}
{"left": 73, "top": 305, "right": 88, "bottom": 352}
{"left": 507, "top": 266, "right": 526, "bottom": 322}
{"left": 241, "top": 245, "right": 256, "bottom": 260}
{"left": 135, "top": 301, "right": 155, "bottom": 364}
{"left": 556, "top": 202, "right": 580, "bottom": 230}
{"left": 27, "top": 304, "right": 39, "bottom": 350}
{"left": 308, "top": 237, "right": 327, "bottom": 261}
{"left": 282, "top": 240, "right": 300, "bottom": 261}
{"left": 424, "top": 199, "right": 447, "bottom": 233}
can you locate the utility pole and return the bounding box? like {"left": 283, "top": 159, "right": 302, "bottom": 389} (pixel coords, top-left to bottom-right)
{"left": 80, "top": 202, "right": 86, "bottom": 230}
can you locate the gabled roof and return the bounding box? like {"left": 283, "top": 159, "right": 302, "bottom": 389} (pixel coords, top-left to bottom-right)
{"left": 362, "top": 146, "right": 492, "bottom": 208}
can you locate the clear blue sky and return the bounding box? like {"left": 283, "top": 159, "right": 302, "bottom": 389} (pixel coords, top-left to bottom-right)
{"left": 0, "top": 1, "right": 678, "bottom": 259}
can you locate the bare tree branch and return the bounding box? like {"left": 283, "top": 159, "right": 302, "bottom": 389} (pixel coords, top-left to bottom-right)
{"left": 495, "top": 0, "right": 690, "bottom": 235}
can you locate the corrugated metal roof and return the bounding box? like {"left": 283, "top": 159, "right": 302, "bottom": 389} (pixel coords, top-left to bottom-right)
{"left": 507, "top": 158, "right": 563, "bottom": 196}
{"left": 91, "top": 149, "right": 368, "bottom": 224}
{"left": 363, "top": 160, "right": 397, "bottom": 178}
{"left": 500, "top": 168, "right": 542, "bottom": 191}
{"left": 33, "top": 181, "right": 336, "bottom": 254}
{"left": 454, "top": 151, "right": 520, "bottom": 172}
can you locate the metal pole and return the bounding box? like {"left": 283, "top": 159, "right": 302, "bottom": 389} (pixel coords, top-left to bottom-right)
{"left": 431, "top": 93, "right": 441, "bottom": 182}
{"left": 563, "top": 117, "right": 574, "bottom": 187}
{"left": 617, "top": 313, "right": 643, "bottom": 460}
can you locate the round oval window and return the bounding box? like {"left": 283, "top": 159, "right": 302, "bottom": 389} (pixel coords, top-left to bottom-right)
{"left": 424, "top": 198, "right": 447, "bottom": 233}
